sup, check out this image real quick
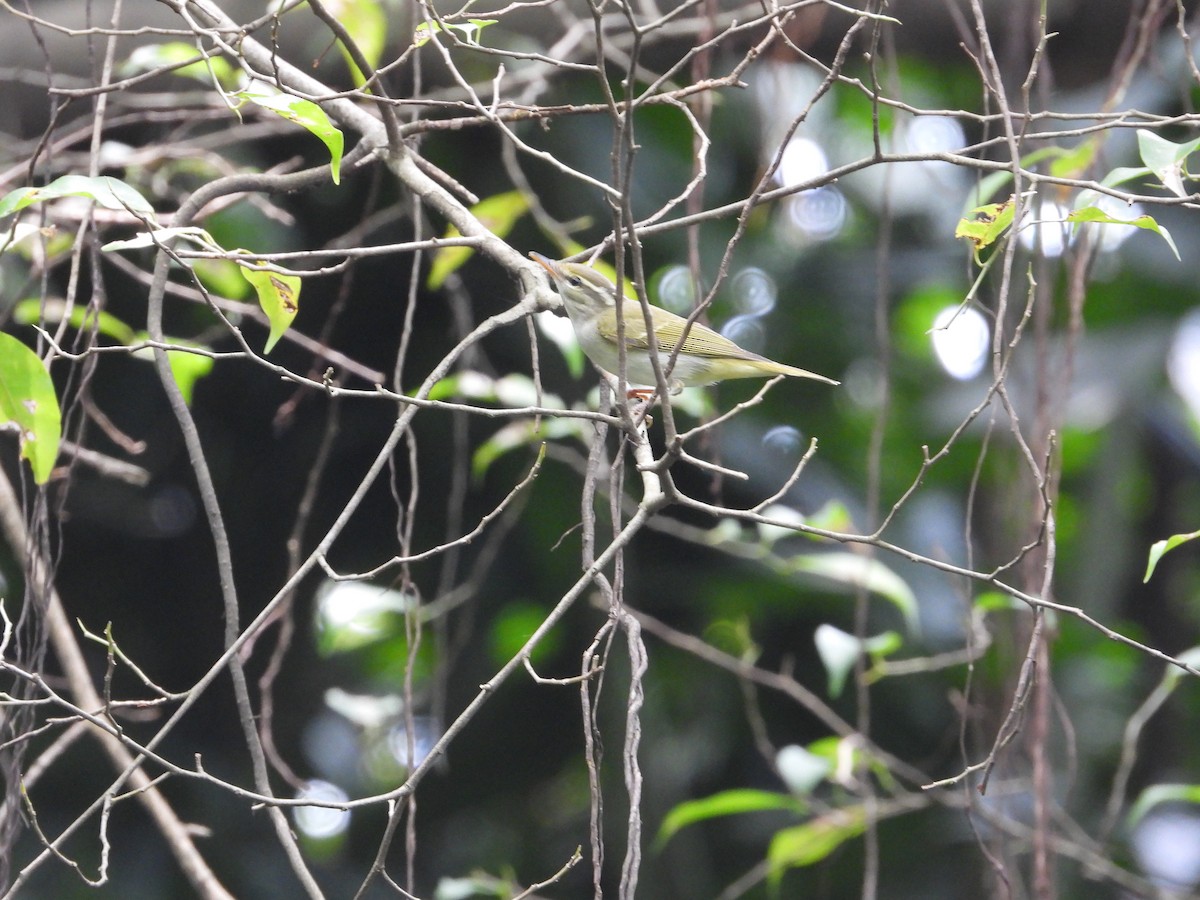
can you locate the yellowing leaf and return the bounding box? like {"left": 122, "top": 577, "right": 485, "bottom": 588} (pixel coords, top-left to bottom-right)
{"left": 955, "top": 196, "right": 1016, "bottom": 262}
{"left": 240, "top": 263, "right": 300, "bottom": 353}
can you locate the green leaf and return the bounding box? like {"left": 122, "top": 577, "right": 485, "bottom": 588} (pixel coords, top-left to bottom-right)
{"left": 413, "top": 18, "right": 498, "bottom": 48}
{"left": 14, "top": 299, "right": 137, "bottom": 345}
{"left": 962, "top": 170, "right": 1016, "bottom": 215}
{"left": 704, "top": 616, "right": 760, "bottom": 660}
{"left": 804, "top": 735, "right": 898, "bottom": 793}
{"left": 101, "top": 226, "right": 220, "bottom": 252}
{"left": 488, "top": 601, "right": 560, "bottom": 667}
{"left": 430, "top": 375, "right": 583, "bottom": 477}
{"left": 1101, "top": 165, "right": 1151, "bottom": 189}
{"left": 1137, "top": 129, "right": 1200, "bottom": 197}
{"left": 803, "top": 499, "right": 854, "bottom": 534}
{"left": 657, "top": 789, "right": 804, "bottom": 848}
{"left": 1066, "top": 205, "right": 1179, "bottom": 260}
{"left": 767, "top": 808, "right": 866, "bottom": 884}
{"left": 194, "top": 258, "right": 252, "bottom": 300}
{"left": 427, "top": 191, "right": 529, "bottom": 289}
{"left": 239, "top": 262, "right": 300, "bottom": 353}
{"left": 1048, "top": 140, "right": 1097, "bottom": 179}
{"left": 235, "top": 89, "right": 344, "bottom": 184}
{"left": 0, "top": 222, "right": 44, "bottom": 254}
{"left": 314, "top": 581, "right": 414, "bottom": 655}
{"left": 756, "top": 504, "right": 808, "bottom": 546}
{"left": 0, "top": 333, "right": 62, "bottom": 483}
{"left": 13, "top": 300, "right": 211, "bottom": 403}
{"left": 129, "top": 335, "right": 214, "bottom": 405}
{"left": 814, "top": 624, "right": 860, "bottom": 698}
{"left": 0, "top": 174, "right": 154, "bottom": 219}
{"left": 101, "top": 225, "right": 252, "bottom": 300}
{"left": 866, "top": 630, "right": 903, "bottom": 658}
{"left": 1144, "top": 529, "right": 1200, "bottom": 582}
{"left": 536, "top": 309, "right": 586, "bottom": 378}
{"left": 325, "top": 0, "right": 387, "bottom": 87}
{"left": 428, "top": 371, "right": 566, "bottom": 410}
{"left": 1163, "top": 646, "right": 1200, "bottom": 687}
{"left": 1126, "top": 784, "right": 1200, "bottom": 830}
{"left": 775, "top": 745, "right": 832, "bottom": 796}
{"left": 164, "top": 344, "right": 214, "bottom": 404}
{"left": 121, "top": 42, "right": 240, "bottom": 89}
{"left": 960, "top": 147, "right": 1060, "bottom": 214}
{"left": 813, "top": 625, "right": 902, "bottom": 697}
{"left": 974, "top": 590, "right": 1019, "bottom": 613}
{"left": 783, "top": 553, "right": 919, "bottom": 633}
{"left": 472, "top": 418, "right": 583, "bottom": 479}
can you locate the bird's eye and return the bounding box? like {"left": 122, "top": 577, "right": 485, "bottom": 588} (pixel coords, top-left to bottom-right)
{"left": 566, "top": 275, "right": 583, "bottom": 288}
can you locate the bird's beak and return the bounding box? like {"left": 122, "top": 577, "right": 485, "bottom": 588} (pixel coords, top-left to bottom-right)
{"left": 529, "top": 251, "right": 570, "bottom": 316}
{"left": 529, "top": 251, "right": 558, "bottom": 280}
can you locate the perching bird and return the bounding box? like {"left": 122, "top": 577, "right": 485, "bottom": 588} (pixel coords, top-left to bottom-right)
{"left": 530, "top": 252, "right": 838, "bottom": 394}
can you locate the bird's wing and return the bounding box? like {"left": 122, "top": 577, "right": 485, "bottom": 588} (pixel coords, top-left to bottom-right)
{"left": 599, "top": 302, "right": 758, "bottom": 359}
{"left": 595, "top": 302, "right": 654, "bottom": 350}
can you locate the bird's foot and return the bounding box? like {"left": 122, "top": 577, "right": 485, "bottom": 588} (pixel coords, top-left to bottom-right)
{"left": 626, "top": 380, "right": 682, "bottom": 402}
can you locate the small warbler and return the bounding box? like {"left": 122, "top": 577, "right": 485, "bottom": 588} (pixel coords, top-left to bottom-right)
{"left": 530, "top": 252, "right": 838, "bottom": 394}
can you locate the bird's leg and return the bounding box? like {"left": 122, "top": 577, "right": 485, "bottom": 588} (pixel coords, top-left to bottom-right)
{"left": 627, "top": 392, "right": 654, "bottom": 429}
{"left": 627, "top": 379, "right": 683, "bottom": 401}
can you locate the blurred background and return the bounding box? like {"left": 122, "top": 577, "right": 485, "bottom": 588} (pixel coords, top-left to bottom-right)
{"left": 3, "top": 0, "right": 1200, "bottom": 897}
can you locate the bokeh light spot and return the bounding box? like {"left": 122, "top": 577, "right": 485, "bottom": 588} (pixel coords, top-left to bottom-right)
{"left": 731, "top": 267, "right": 778, "bottom": 315}
{"left": 293, "top": 780, "right": 350, "bottom": 840}
{"left": 1168, "top": 308, "right": 1200, "bottom": 422}
{"left": 776, "top": 136, "right": 828, "bottom": 188}
{"left": 762, "top": 424, "right": 803, "bottom": 457}
{"left": 904, "top": 115, "right": 965, "bottom": 155}
{"left": 1018, "top": 199, "right": 1071, "bottom": 257}
{"left": 148, "top": 485, "right": 196, "bottom": 537}
{"left": 1132, "top": 808, "right": 1200, "bottom": 890}
{"left": 656, "top": 264, "right": 697, "bottom": 315}
{"left": 931, "top": 306, "right": 990, "bottom": 380}
{"left": 842, "top": 357, "right": 886, "bottom": 409}
{"left": 387, "top": 716, "right": 440, "bottom": 771}
{"left": 720, "top": 314, "right": 766, "bottom": 354}
{"left": 784, "top": 187, "right": 848, "bottom": 242}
